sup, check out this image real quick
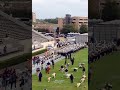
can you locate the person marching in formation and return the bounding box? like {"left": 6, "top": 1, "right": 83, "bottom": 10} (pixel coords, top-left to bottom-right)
{"left": 71, "top": 57, "right": 75, "bottom": 65}
{"left": 70, "top": 74, "right": 74, "bottom": 83}
{"left": 39, "top": 72, "right": 42, "bottom": 82}
{"left": 82, "top": 66, "right": 86, "bottom": 75}
{"left": 51, "top": 59, "right": 55, "bottom": 69}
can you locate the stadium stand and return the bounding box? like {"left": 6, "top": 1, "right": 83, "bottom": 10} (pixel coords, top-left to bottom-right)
{"left": 32, "top": 29, "right": 54, "bottom": 43}
{"left": 0, "top": 10, "right": 31, "bottom": 40}
{"left": 0, "top": 10, "right": 31, "bottom": 56}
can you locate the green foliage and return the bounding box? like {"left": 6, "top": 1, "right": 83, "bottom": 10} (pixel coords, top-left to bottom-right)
{"left": 0, "top": 53, "right": 31, "bottom": 69}
{"left": 0, "top": 49, "right": 47, "bottom": 69}
{"left": 32, "top": 49, "right": 47, "bottom": 56}
{"left": 61, "top": 24, "right": 76, "bottom": 34}
{"left": 44, "top": 18, "right": 58, "bottom": 24}
{"left": 79, "top": 24, "right": 88, "bottom": 34}
{"left": 102, "top": 0, "right": 120, "bottom": 21}
{"left": 34, "top": 28, "right": 49, "bottom": 33}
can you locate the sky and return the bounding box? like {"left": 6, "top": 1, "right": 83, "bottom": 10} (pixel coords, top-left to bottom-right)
{"left": 32, "top": 0, "right": 88, "bottom": 19}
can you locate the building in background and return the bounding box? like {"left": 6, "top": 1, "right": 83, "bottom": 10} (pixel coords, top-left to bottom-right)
{"left": 34, "top": 14, "right": 88, "bottom": 33}
{"left": 64, "top": 14, "right": 72, "bottom": 24}
{"left": 58, "top": 14, "right": 88, "bottom": 30}
{"left": 32, "top": 12, "right": 36, "bottom": 23}
{"left": 72, "top": 16, "right": 88, "bottom": 30}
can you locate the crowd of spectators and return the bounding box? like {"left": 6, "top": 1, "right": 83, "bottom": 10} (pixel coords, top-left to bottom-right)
{"left": 0, "top": 66, "right": 31, "bottom": 90}
{"left": 89, "top": 41, "right": 117, "bottom": 63}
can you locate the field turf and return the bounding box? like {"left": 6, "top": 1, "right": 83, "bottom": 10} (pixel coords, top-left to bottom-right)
{"left": 32, "top": 48, "right": 88, "bottom": 90}
{"left": 89, "top": 51, "right": 120, "bottom": 90}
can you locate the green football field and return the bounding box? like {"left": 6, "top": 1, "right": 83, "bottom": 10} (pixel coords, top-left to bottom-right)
{"left": 32, "top": 48, "right": 88, "bottom": 90}
{"left": 89, "top": 51, "right": 120, "bottom": 90}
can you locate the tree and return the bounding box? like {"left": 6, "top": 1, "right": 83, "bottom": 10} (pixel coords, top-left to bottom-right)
{"left": 61, "top": 24, "right": 76, "bottom": 34}
{"left": 44, "top": 18, "right": 58, "bottom": 24}
{"left": 79, "top": 24, "right": 88, "bottom": 34}
{"left": 34, "top": 28, "right": 49, "bottom": 33}
{"left": 102, "top": 0, "right": 120, "bottom": 21}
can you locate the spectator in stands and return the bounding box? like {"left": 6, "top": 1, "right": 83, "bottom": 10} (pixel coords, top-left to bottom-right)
{"left": 89, "top": 41, "right": 117, "bottom": 64}
{"left": 33, "top": 57, "right": 36, "bottom": 66}
{"left": 0, "top": 66, "right": 31, "bottom": 89}
{"left": 36, "top": 59, "right": 39, "bottom": 66}
{"left": 19, "top": 76, "right": 25, "bottom": 88}
{"left": 10, "top": 69, "right": 17, "bottom": 89}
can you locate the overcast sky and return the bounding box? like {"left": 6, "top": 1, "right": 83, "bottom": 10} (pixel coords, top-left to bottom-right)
{"left": 32, "top": 0, "right": 88, "bottom": 19}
